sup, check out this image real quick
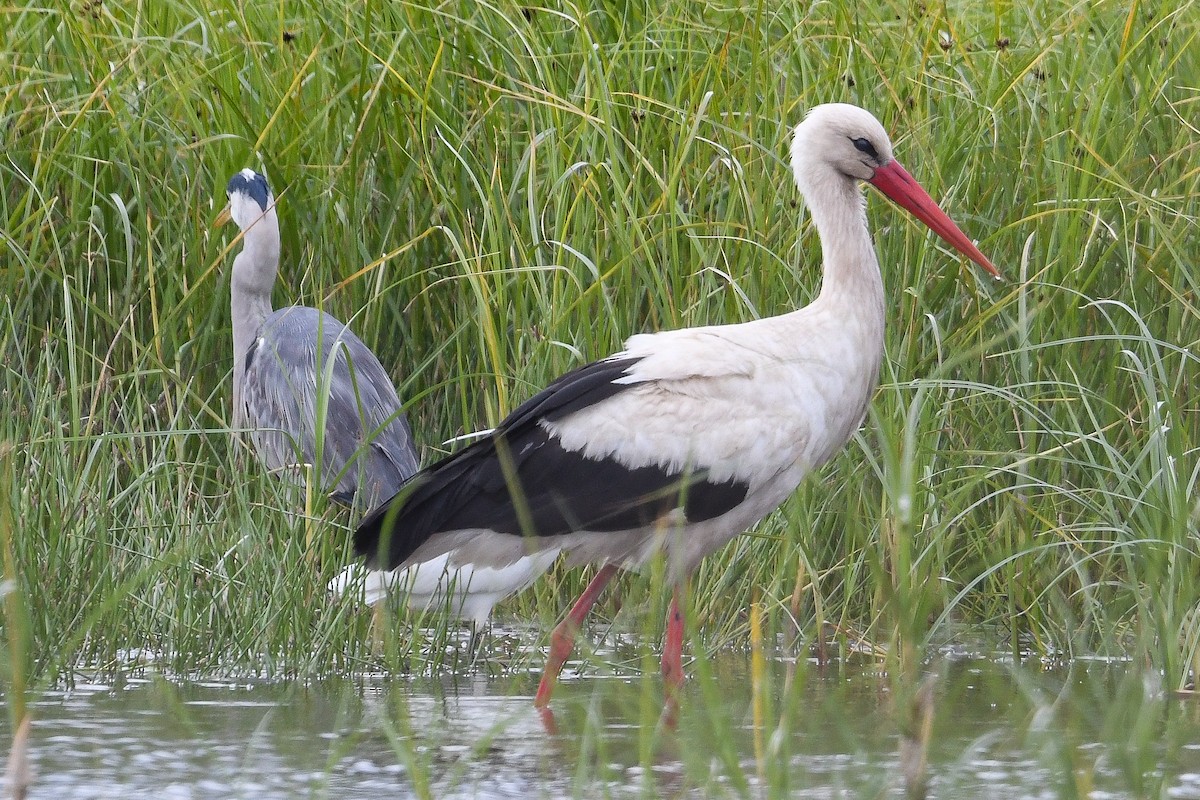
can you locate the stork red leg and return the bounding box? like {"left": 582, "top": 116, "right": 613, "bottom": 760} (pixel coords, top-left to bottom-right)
{"left": 534, "top": 563, "right": 619, "bottom": 707}
{"left": 661, "top": 587, "right": 685, "bottom": 693}
{"left": 659, "top": 587, "right": 686, "bottom": 730}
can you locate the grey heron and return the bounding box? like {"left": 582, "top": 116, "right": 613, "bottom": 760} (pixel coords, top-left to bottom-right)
{"left": 351, "top": 104, "right": 998, "bottom": 707}
{"left": 218, "top": 168, "right": 556, "bottom": 626}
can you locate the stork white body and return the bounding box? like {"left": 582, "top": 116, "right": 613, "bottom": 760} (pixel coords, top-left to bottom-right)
{"left": 548, "top": 302, "right": 883, "bottom": 577}
{"left": 220, "top": 169, "right": 553, "bottom": 624}
{"left": 328, "top": 551, "right": 557, "bottom": 624}
{"left": 353, "top": 104, "right": 997, "bottom": 705}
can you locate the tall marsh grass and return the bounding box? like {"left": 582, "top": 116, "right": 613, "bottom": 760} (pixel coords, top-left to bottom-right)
{"left": 1, "top": 0, "right": 1197, "bottom": 701}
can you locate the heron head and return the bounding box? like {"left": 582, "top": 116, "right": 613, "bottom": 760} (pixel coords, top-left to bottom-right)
{"left": 215, "top": 169, "right": 274, "bottom": 229}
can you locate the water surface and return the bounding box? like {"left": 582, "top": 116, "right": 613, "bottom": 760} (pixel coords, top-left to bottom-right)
{"left": 8, "top": 639, "right": 1200, "bottom": 798}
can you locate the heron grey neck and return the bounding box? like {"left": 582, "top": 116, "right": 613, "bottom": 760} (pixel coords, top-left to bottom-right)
{"left": 230, "top": 211, "right": 280, "bottom": 428}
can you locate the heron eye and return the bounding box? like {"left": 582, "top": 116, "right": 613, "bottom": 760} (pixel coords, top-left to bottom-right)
{"left": 851, "top": 137, "right": 879, "bottom": 159}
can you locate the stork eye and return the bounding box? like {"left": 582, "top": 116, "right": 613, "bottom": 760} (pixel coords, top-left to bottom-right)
{"left": 851, "top": 137, "right": 879, "bottom": 159}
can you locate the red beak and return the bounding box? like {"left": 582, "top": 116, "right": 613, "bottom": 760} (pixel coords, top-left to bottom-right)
{"left": 868, "top": 160, "right": 999, "bottom": 277}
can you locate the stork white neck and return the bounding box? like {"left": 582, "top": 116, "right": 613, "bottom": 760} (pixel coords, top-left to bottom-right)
{"left": 809, "top": 169, "right": 884, "bottom": 310}
{"left": 229, "top": 202, "right": 280, "bottom": 428}
{"left": 787, "top": 130, "right": 886, "bottom": 364}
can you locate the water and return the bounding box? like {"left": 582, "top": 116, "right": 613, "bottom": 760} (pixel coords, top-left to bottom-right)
{"left": 8, "top": 641, "right": 1200, "bottom": 799}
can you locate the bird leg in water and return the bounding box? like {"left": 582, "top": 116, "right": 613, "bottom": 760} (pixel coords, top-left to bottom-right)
{"left": 660, "top": 585, "right": 686, "bottom": 730}
{"left": 534, "top": 563, "right": 619, "bottom": 708}
{"left": 661, "top": 586, "right": 685, "bottom": 692}
{"left": 467, "top": 621, "right": 486, "bottom": 659}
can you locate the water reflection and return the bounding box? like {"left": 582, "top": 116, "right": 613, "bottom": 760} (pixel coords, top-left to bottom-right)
{"left": 8, "top": 652, "right": 1200, "bottom": 798}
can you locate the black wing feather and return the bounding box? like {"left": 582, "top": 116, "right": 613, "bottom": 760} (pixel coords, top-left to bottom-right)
{"left": 354, "top": 356, "right": 749, "bottom": 570}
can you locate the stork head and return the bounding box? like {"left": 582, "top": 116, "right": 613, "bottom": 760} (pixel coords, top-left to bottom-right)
{"left": 791, "top": 103, "right": 998, "bottom": 276}
{"left": 791, "top": 103, "right": 896, "bottom": 185}
{"left": 216, "top": 168, "right": 275, "bottom": 230}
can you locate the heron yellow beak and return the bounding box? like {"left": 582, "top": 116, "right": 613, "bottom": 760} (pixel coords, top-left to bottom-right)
{"left": 213, "top": 205, "right": 232, "bottom": 228}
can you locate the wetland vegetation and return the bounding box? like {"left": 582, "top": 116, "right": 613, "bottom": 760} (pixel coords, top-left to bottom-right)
{"left": 2, "top": 0, "right": 1198, "bottom": 796}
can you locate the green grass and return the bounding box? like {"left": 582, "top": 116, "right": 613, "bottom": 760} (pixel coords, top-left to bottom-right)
{"left": 2, "top": 1, "right": 1199, "bottom": 791}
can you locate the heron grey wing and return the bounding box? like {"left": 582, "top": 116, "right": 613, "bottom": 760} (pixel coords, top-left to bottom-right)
{"left": 246, "top": 307, "right": 418, "bottom": 507}
{"left": 314, "top": 316, "right": 421, "bottom": 504}
{"left": 240, "top": 323, "right": 327, "bottom": 489}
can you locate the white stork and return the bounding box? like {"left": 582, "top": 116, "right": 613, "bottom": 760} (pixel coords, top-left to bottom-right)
{"left": 353, "top": 103, "right": 998, "bottom": 707}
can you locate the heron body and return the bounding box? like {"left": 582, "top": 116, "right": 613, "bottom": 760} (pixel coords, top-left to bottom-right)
{"left": 222, "top": 169, "right": 418, "bottom": 507}
{"left": 241, "top": 305, "right": 420, "bottom": 506}
{"left": 220, "top": 169, "right": 554, "bottom": 624}
{"left": 352, "top": 103, "right": 998, "bottom": 704}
